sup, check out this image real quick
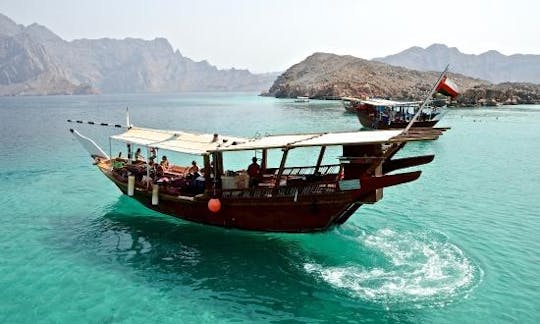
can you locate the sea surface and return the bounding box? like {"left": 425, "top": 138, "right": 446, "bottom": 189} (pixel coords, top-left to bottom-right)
{"left": 0, "top": 93, "right": 538, "bottom": 323}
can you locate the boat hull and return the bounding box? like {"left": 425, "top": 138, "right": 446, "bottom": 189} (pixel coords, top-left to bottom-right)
{"left": 113, "top": 180, "right": 359, "bottom": 232}
{"left": 356, "top": 110, "right": 439, "bottom": 129}
{"left": 101, "top": 166, "right": 421, "bottom": 232}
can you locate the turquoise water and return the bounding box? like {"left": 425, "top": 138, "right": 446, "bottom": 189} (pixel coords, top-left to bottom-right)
{"left": 0, "top": 93, "right": 539, "bottom": 323}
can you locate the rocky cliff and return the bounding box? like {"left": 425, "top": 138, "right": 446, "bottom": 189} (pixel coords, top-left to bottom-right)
{"left": 0, "top": 13, "right": 277, "bottom": 96}
{"left": 458, "top": 83, "right": 540, "bottom": 106}
{"left": 265, "top": 52, "right": 540, "bottom": 105}
{"left": 0, "top": 15, "right": 95, "bottom": 95}
{"left": 374, "top": 44, "right": 540, "bottom": 84}
{"left": 265, "top": 52, "right": 487, "bottom": 100}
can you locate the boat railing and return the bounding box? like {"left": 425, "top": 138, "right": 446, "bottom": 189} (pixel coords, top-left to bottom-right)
{"left": 267, "top": 164, "right": 340, "bottom": 177}
{"left": 221, "top": 181, "right": 338, "bottom": 199}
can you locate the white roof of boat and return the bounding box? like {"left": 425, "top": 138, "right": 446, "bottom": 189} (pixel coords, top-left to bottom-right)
{"left": 111, "top": 127, "right": 403, "bottom": 155}
{"left": 361, "top": 98, "right": 422, "bottom": 107}
{"left": 217, "top": 130, "right": 403, "bottom": 152}
{"left": 111, "top": 127, "right": 248, "bottom": 155}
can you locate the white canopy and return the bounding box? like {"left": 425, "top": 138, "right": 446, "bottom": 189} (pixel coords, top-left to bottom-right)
{"left": 111, "top": 127, "right": 248, "bottom": 155}
{"left": 111, "top": 127, "right": 403, "bottom": 155}
{"left": 361, "top": 98, "right": 422, "bottom": 107}
{"left": 216, "top": 130, "right": 403, "bottom": 152}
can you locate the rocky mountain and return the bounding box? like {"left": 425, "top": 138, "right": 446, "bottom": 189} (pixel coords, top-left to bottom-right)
{"left": 265, "top": 52, "right": 540, "bottom": 105}
{"left": 458, "top": 83, "right": 540, "bottom": 106}
{"left": 0, "top": 15, "right": 92, "bottom": 95}
{"left": 374, "top": 44, "right": 540, "bottom": 84}
{"left": 0, "top": 13, "right": 277, "bottom": 96}
{"left": 265, "top": 52, "right": 487, "bottom": 100}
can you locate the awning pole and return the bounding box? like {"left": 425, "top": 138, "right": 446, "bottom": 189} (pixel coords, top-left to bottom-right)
{"left": 146, "top": 147, "right": 150, "bottom": 190}
{"left": 261, "top": 149, "right": 268, "bottom": 173}
{"left": 274, "top": 148, "right": 289, "bottom": 191}
{"left": 127, "top": 143, "right": 132, "bottom": 164}
{"left": 203, "top": 154, "right": 211, "bottom": 193}
{"left": 315, "top": 146, "right": 326, "bottom": 174}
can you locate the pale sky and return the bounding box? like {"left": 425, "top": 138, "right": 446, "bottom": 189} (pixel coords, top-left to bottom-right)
{"left": 1, "top": 0, "right": 539, "bottom": 73}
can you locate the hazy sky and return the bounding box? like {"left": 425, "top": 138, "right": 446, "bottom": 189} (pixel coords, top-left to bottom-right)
{"left": 2, "top": 0, "right": 539, "bottom": 72}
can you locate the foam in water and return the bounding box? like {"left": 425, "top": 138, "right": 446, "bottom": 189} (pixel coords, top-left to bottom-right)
{"left": 304, "top": 228, "right": 481, "bottom": 306}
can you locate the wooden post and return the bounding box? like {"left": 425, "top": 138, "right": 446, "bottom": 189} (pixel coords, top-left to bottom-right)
{"left": 146, "top": 147, "right": 150, "bottom": 190}
{"left": 314, "top": 146, "right": 326, "bottom": 173}
{"left": 127, "top": 143, "right": 132, "bottom": 164}
{"left": 217, "top": 152, "right": 223, "bottom": 178}
{"left": 261, "top": 149, "right": 268, "bottom": 173}
{"left": 203, "top": 154, "right": 211, "bottom": 192}
{"left": 274, "top": 148, "right": 289, "bottom": 190}
{"left": 214, "top": 152, "right": 223, "bottom": 191}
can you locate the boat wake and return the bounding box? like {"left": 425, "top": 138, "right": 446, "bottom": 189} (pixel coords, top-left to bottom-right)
{"left": 303, "top": 228, "right": 482, "bottom": 307}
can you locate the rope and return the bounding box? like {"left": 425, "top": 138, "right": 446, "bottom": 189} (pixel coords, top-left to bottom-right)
{"left": 67, "top": 119, "right": 128, "bottom": 128}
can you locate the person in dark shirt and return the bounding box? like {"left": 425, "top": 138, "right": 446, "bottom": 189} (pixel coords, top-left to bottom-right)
{"left": 247, "top": 157, "right": 261, "bottom": 187}
{"left": 135, "top": 148, "right": 144, "bottom": 161}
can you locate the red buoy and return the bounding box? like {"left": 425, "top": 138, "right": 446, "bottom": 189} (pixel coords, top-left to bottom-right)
{"left": 208, "top": 198, "right": 221, "bottom": 213}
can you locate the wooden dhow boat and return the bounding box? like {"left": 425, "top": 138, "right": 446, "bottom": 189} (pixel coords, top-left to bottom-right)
{"left": 342, "top": 97, "right": 444, "bottom": 129}
{"left": 69, "top": 116, "right": 444, "bottom": 232}
{"left": 343, "top": 66, "right": 459, "bottom": 130}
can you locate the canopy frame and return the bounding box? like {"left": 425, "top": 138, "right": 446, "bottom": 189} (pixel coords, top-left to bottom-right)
{"left": 109, "top": 126, "right": 425, "bottom": 156}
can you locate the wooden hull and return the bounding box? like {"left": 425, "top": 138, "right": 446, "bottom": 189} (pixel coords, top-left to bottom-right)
{"left": 356, "top": 110, "right": 439, "bottom": 129}
{"left": 122, "top": 187, "right": 352, "bottom": 232}
{"left": 100, "top": 166, "right": 421, "bottom": 232}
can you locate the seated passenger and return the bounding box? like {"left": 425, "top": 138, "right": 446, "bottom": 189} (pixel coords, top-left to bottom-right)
{"left": 160, "top": 155, "right": 170, "bottom": 170}
{"left": 153, "top": 162, "right": 165, "bottom": 179}
{"left": 135, "top": 148, "right": 144, "bottom": 161}
{"left": 187, "top": 160, "right": 199, "bottom": 176}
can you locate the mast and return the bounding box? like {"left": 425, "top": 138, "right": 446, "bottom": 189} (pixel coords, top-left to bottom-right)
{"left": 403, "top": 65, "right": 449, "bottom": 133}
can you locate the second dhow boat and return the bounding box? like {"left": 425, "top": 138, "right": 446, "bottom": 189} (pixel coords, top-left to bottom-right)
{"left": 342, "top": 97, "right": 444, "bottom": 129}
{"left": 70, "top": 120, "right": 443, "bottom": 232}
{"left": 343, "top": 67, "right": 460, "bottom": 130}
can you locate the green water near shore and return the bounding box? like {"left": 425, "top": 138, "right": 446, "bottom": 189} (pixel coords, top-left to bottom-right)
{"left": 0, "top": 93, "right": 538, "bottom": 323}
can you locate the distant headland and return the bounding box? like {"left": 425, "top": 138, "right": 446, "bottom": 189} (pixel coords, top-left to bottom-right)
{"left": 263, "top": 52, "right": 540, "bottom": 106}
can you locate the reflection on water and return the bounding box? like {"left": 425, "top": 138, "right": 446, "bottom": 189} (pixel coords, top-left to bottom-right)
{"left": 50, "top": 198, "right": 338, "bottom": 320}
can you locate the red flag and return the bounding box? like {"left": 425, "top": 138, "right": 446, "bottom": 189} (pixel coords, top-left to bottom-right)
{"left": 436, "top": 75, "right": 459, "bottom": 98}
